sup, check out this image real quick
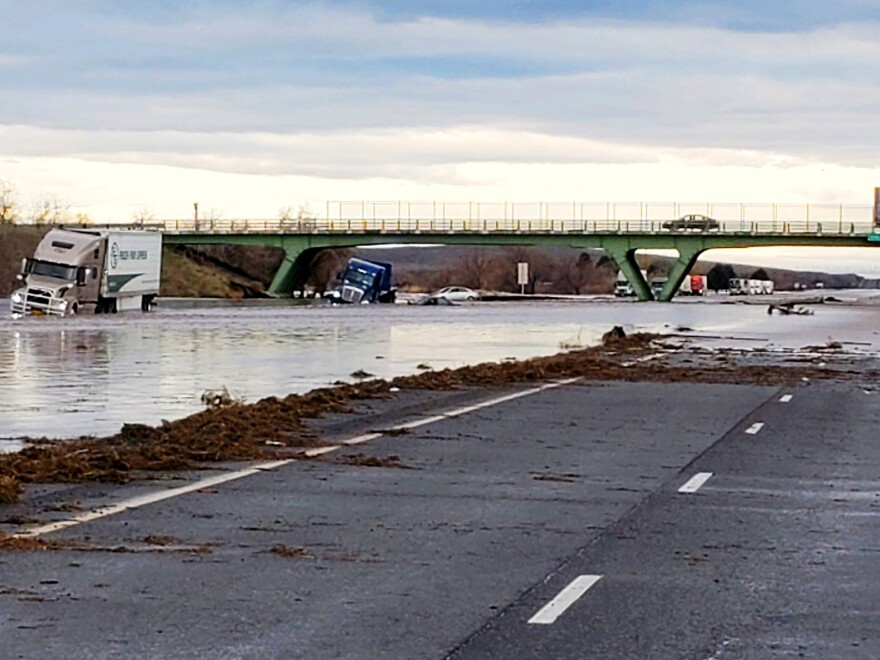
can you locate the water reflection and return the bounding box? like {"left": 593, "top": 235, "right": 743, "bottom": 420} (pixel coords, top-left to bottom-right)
{"left": 0, "top": 297, "right": 878, "bottom": 439}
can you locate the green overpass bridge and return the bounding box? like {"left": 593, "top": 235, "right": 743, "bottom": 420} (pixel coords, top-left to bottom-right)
{"left": 160, "top": 201, "right": 880, "bottom": 301}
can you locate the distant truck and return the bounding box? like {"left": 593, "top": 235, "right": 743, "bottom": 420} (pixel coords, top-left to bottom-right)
{"left": 332, "top": 257, "right": 396, "bottom": 304}
{"left": 10, "top": 228, "right": 162, "bottom": 317}
{"left": 614, "top": 272, "right": 633, "bottom": 297}
{"left": 614, "top": 269, "right": 648, "bottom": 297}
{"left": 728, "top": 278, "right": 774, "bottom": 296}
{"left": 680, "top": 274, "right": 707, "bottom": 296}
{"left": 650, "top": 277, "right": 668, "bottom": 297}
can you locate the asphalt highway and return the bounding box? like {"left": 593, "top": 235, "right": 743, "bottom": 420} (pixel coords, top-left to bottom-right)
{"left": 2, "top": 379, "right": 878, "bottom": 659}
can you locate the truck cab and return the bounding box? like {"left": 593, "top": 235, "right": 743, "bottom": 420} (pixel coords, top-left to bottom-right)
{"left": 334, "top": 258, "right": 396, "bottom": 304}
{"left": 10, "top": 230, "right": 104, "bottom": 316}
{"left": 614, "top": 272, "right": 633, "bottom": 297}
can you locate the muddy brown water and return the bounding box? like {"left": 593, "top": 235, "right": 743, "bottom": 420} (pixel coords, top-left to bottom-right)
{"left": 1, "top": 293, "right": 879, "bottom": 443}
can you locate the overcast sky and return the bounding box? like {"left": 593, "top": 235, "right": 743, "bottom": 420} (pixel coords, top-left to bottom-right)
{"left": 1, "top": 1, "right": 878, "bottom": 272}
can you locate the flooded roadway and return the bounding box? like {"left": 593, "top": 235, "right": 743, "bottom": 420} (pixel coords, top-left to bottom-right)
{"left": 1, "top": 293, "right": 879, "bottom": 441}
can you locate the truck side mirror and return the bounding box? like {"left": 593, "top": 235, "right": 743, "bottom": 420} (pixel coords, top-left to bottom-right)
{"left": 20, "top": 258, "right": 27, "bottom": 274}
{"left": 76, "top": 267, "right": 87, "bottom": 286}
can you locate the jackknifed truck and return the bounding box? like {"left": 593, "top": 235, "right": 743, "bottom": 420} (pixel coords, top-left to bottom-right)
{"left": 10, "top": 228, "right": 162, "bottom": 317}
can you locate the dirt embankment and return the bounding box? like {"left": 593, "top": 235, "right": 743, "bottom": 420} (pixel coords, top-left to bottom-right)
{"left": 0, "top": 225, "right": 48, "bottom": 296}
{"left": 1, "top": 332, "right": 873, "bottom": 506}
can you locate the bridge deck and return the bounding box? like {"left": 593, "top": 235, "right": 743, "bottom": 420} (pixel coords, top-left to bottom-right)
{"left": 157, "top": 218, "right": 876, "bottom": 237}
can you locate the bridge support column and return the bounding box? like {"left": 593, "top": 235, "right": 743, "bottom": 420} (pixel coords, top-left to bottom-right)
{"left": 657, "top": 246, "right": 704, "bottom": 302}
{"left": 268, "top": 245, "right": 319, "bottom": 296}
{"left": 604, "top": 245, "right": 653, "bottom": 301}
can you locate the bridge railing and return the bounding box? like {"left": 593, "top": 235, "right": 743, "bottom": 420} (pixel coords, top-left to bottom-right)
{"left": 154, "top": 201, "right": 875, "bottom": 235}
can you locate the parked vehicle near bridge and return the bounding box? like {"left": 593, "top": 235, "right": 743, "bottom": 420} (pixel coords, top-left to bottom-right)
{"left": 10, "top": 228, "right": 161, "bottom": 317}
{"left": 434, "top": 286, "right": 480, "bottom": 302}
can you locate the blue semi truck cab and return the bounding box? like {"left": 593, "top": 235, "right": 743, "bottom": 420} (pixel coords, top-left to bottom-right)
{"left": 334, "top": 258, "right": 396, "bottom": 303}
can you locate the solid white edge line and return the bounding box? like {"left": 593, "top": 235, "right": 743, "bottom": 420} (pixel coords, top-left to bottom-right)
{"left": 779, "top": 394, "right": 793, "bottom": 403}
{"left": 745, "top": 422, "right": 765, "bottom": 435}
{"left": 16, "top": 377, "right": 582, "bottom": 539}
{"left": 678, "top": 472, "right": 713, "bottom": 494}
{"left": 303, "top": 446, "right": 341, "bottom": 457}
{"left": 342, "top": 433, "right": 384, "bottom": 446}
{"left": 528, "top": 575, "right": 603, "bottom": 625}
{"left": 15, "top": 459, "right": 294, "bottom": 538}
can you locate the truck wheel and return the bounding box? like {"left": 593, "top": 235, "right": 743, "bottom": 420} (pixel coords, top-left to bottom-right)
{"left": 141, "top": 295, "right": 155, "bottom": 312}
{"left": 70, "top": 303, "right": 78, "bottom": 316}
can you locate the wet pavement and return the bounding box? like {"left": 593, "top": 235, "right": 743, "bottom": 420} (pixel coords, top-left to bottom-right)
{"left": 451, "top": 383, "right": 880, "bottom": 660}
{"left": 1, "top": 374, "right": 879, "bottom": 658}
{"left": 0, "top": 380, "right": 775, "bottom": 659}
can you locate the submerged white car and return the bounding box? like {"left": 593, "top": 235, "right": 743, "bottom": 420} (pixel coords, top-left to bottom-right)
{"left": 434, "top": 286, "right": 480, "bottom": 302}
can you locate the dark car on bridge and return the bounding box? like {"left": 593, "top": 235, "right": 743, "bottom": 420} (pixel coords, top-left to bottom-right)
{"left": 662, "top": 214, "right": 720, "bottom": 231}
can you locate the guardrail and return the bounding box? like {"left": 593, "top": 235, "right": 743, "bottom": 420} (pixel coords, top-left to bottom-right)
{"left": 17, "top": 201, "right": 877, "bottom": 236}
{"left": 156, "top": 201, "right": 875, "bottom": 235}
{"left": 157, "top": 217, "right": 876, "bottom": 236}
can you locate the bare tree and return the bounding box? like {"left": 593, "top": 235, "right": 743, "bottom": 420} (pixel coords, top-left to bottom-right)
{"left": 279, "top": 205, "right": 316, "bottom": 231}
{"left": 30, "top": 197, "right": 70, "bottom": 225}
{"left": 133, "top": 208, "right": 156, "bottom": 227}
{"left": 453, "top": 249, "right": 495, "bottom": 289}
{"left": 554, "top": 254, "right": 597, "bottom": 294}
{"left": 0, "top": 180, "right": 19, "bottom": 223}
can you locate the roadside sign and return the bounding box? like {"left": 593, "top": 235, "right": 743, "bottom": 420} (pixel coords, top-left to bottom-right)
{"left": 874, "top": 187, "right": 879, "bottom": 227}
{"left": 517, "top": 262, "right": 529, "bottom": 294}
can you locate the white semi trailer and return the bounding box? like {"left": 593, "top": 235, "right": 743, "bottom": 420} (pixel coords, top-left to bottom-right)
{"left": 728, "top": 278, "right": 774, "bottom": 296}
{"left": 10, "top": 228, "right": 162, "bottom": 317}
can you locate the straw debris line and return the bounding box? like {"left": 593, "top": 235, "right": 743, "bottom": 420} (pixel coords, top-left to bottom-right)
{"left": 0, "top": 332, "right": 871, "bottom": 506}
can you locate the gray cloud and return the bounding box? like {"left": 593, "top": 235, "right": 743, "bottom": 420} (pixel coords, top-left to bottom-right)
{"left": 1, "top": 7, "right": 879, "bottom": 174}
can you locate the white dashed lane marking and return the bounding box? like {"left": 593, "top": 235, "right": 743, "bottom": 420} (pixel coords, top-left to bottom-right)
{"left": 678, "top": 472, "right": 714, "bottom": 494}
{"left": 528, "top": 575, "right": 603, "bottom": 625}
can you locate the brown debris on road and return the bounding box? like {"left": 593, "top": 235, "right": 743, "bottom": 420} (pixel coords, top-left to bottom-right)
{"left": 0, "top": 475, "right": 21, "bottom": 504}
{"left": 269, "top": 544, "right": 314, "bottom": 559}
{"left": 1, "top": 332, "right": 874, "bottom": 505}
{"left": 0, "top": 530, "right": 83, "bottom": 552}
{"left": 330, "top": 453, "right": 416, "bottom": 470}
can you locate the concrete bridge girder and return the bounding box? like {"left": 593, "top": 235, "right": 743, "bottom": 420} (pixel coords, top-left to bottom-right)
{"left": 162, "top": 231, "right": 877, "bottom": 299}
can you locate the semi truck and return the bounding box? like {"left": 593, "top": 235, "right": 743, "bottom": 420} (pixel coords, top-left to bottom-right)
{"left": 679, "top": 274, "right": 708, "bottom": 296}
{"left": 332, "top": 257, "right": 396, "bottom": 304}
{"left": 614, "top": 269, "right": 649, "bottom": 297}
{"left": 614, "top": 272, "right": 633, "bottom": 297}
{"left": 10, "top": 228, "right": 162, "bottom": 317}
{"left": 650, "top": 277, "right": 668, "bottom": 298}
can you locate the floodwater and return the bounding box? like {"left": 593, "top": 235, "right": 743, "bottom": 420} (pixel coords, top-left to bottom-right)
{"left": 1, "top": 293, "right": 879, "bottom": 442}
